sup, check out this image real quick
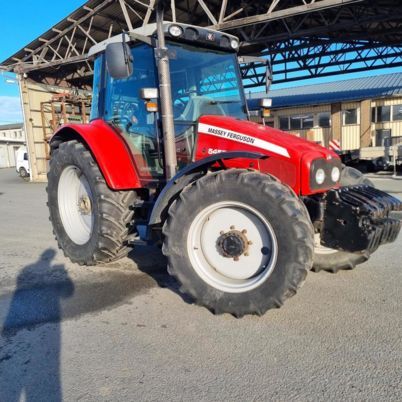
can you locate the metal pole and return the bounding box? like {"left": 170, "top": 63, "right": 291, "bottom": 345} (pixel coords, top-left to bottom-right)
{"left": 155, "top": 4, "right": 177, "bottom": 180}
{"left": 392, "top": 144, "right": 397, "bottom": 178}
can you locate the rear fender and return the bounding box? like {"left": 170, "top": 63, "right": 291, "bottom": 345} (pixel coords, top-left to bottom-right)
{"left": 148, "top": 151, "right": 266, "bottom": 226}
{"left": 50, "top": 120, "right": 142, "bottom": 189}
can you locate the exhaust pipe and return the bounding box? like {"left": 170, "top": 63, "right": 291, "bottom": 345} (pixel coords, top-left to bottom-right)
{"left": 155, "top": 2, "right": 177, "bottom": 180}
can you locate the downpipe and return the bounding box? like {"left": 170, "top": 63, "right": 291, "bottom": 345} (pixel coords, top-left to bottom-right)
{"left": 155, "top": 4, "right": 177, "bottom": 180}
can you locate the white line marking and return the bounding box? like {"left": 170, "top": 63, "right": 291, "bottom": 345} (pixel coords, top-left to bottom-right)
{"left": 198, "top": 123, "right": 290, "bottom": 158}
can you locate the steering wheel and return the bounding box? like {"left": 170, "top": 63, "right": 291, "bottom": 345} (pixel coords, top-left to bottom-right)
{"left": 111, "top": 103, "right": 140, "bottom": 132}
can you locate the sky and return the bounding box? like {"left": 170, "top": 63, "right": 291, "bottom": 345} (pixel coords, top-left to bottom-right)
{"left": 1, "top": 1, "right": 402, "bottom": 124}
{"left": 0, "top": 1, "right": 84, "bottom": 123}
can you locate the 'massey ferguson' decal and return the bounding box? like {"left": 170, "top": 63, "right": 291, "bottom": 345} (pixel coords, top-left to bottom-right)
{"left": 198, "top": 123, "right": 290, "bottom": 158}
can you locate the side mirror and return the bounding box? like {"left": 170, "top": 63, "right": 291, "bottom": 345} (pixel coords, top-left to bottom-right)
{"left": 105, "top": 42, "right": 133, "bottom": 79}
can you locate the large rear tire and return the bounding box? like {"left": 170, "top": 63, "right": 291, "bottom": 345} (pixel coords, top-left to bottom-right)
{"left": 312, "top": 166, "right": 374, "bottom": 273}
{"left": 47, "top": 140, "right": 136, "bottom": 265}
{"left": 162, "top": 169, "right": 314, "bottom": 317}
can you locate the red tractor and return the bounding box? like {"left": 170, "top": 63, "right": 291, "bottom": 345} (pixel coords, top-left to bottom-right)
{"left": 47, "top": 6, "right": 402, "bottom": 316}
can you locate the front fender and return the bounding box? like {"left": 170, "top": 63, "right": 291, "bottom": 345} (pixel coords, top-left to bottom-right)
{"left": 50, "top": 119, "right": 141, "bottom": 189}
{"left": 149, "top": 151, "right": 266, "bottom": 226}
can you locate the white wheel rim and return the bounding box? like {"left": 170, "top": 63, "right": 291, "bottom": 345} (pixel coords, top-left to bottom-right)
{"left": 187, "top": 201, "right": 278, "bottom": 293}
{"left": 58, "top": 165, "right": 94, "bottom": 245}
{"left": 314, "top": 233, "right": 338, "bottom": 255}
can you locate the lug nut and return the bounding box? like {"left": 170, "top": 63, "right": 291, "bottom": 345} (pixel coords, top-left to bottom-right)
{"left": 233, "top": 256, "right": 239, "bottom": 261}
{"left": 220, "top": 230, "right": 224, "bottom": 235}
{"left": 242, "top": 229, "right": 247, "bottom": 234}
{"left": 248, "top": 241, "right": 253, "bottom": 245}
{"left": 230, "top": 225, "right": 235, "bottom": 230}
{"left": 244, "top": 252, "right": 249, "bottom": 257}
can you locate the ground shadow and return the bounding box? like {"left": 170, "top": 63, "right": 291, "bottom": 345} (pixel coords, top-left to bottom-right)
{"left": 127, "top": 244, "right": 193, "bottom": 304}
{"left": 0, "top": 249, "right": 74, "bottom": 402}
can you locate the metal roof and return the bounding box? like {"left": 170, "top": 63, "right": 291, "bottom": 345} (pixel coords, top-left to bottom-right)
{"left": 0, "top": 123, "right": 24, "bottom": 131}
{"left": 247, "top": 73, "right": 402, "bottom": 110}
{"left": 2, "top": 0, "right": 402, "bottom": 87}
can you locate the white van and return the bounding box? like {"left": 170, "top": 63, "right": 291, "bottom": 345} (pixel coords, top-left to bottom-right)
{"left": 15, "top": 146, "right": 30, "bottom": 179}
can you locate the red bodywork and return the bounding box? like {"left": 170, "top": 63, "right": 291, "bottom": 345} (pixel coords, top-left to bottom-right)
{"left": 52, "top": 120, "right": 142, "bottom": 189}
{"left": 52, "top": 115, "right": 340, "bottom": 195}
{"left": 195, "top": 116, "right": 340, "bottom": 195}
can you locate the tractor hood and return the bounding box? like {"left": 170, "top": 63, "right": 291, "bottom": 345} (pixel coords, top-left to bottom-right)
{"left": 196, "top": 115, "right": 337, "bottom": 161}
{"left": 195, "top": 115, "right": 341, "bottom": 195}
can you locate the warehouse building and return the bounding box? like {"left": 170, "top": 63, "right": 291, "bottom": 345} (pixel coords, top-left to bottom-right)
{"left": 0, "top": 123, "right": 26, "bottom": 168}
{"left": 248, "top": 73, "right": 402, "bottom": 151}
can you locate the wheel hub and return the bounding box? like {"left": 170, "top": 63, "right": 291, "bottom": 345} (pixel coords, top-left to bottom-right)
{"left": 187, "top": 202, "right": 278, "bottom": 292}
{"left": 217, "top": 229, "right": 249, "bottom": 260}
{"left": 78, "top": 195, "right": 92, "bottom": 215}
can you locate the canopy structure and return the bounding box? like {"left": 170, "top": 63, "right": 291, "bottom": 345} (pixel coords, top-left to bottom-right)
{"left": 2, "top": 0, "right": 402, "bottom": 89}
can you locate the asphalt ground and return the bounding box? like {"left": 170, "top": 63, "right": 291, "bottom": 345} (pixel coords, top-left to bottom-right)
{"left": 0, "top": 167, "right": 401, "bottom": 401}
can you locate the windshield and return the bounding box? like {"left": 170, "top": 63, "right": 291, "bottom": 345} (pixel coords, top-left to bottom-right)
{"left": 167, "top": 42, "right": 247, "bottom": 122}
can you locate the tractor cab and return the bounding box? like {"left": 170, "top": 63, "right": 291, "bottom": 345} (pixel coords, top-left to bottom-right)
{"left": 88, "top": 23, "right": 252, "bottom": 179}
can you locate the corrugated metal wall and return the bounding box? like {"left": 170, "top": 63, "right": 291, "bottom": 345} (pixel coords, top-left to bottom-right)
{"left": 0, "top": 144, "right": 20, "bottom": 168}
{"left": 341, "top": 102, "right": 361, "bottom": 150}
{"left": 272, "top": 105, "right": 331, "bottom": 145}
{"left": 371, "top": 98, "right": 402, "bottom": 144}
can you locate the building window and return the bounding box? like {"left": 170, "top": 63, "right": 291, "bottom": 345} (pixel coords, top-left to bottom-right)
{"left": 372, "top": 106, "right": 391, "bottom": 123}
{"left": 375, "top": 129, "right": 392, "bottom": 146}
{"left": 280, "top": 114, "right": 314, "bottom": 130}
{"left": 318, "top": 112, "right": 331, "bottom": 128}
{"left": 279, "top": 116, "right": 289, "bottom": 130}
{"left": 290, "top": 115, "right": 302, "bottom": 130}
{"left": 392, "top": 104, "right": 402, "bottom": 121}
{"left": 301, "top": 115, "right": 314, "bottom": 129}
{"left": 343, "top": 108, "right": 357, "bottom": 125}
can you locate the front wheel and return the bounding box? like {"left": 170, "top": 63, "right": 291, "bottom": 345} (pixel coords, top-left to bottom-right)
{"left": 162, "top": 169, "right": 314, "bottom": 317}
{"left": 47, "top": 140, "right": 136, "bottom": 265}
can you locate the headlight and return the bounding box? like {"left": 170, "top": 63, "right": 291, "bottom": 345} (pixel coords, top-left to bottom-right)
{"left": 331, "top": 166, "right": 340, "bottom": 182}
{"left": 230, "top": 39, "right": 239, "bottom": 49}
{"left": 315, "top": 168, "right": 325, "bottom": 185}
{"left": 308, "top": 157, "right": 342, "bottom": 192}
{"left": 169, "top": 25, "right": 183, "bottom": 37}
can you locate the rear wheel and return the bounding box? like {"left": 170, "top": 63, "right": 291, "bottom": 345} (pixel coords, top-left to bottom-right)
{"left": 312, "top": 166, "right": 373, "bottom": 273}
{"left": 47, "top": 140, "right": 136, "bottom": 265}
{"left": 162, "top": 169, "right": 314, "bottom": 317}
